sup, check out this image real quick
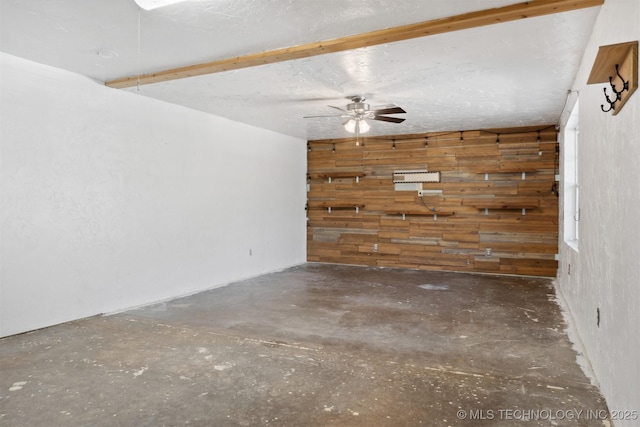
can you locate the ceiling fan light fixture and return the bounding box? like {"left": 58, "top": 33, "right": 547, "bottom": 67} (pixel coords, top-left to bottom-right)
{"left": 344, "top": 119, "right": 370, "bottom": 134}
{"left": 344, "top": 119, "right": 356, "bottom": 133}
{"left": 134, "top": 0, "right": 190, "bottom": 10}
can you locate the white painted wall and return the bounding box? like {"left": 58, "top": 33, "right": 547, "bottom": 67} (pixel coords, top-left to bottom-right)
{"left": 0, "top": 53, "right": 307, "bottom": 338}
{"left": 557, "top": 0, "right": 640, "bottom": 424}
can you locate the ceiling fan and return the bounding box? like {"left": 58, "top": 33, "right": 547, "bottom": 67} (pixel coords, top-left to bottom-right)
{"left": 304, "top": 96, "right": 406, "bottom": 143}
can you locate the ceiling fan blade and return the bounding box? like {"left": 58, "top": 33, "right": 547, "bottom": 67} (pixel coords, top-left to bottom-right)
{"left": 373, "top": 115, "right": 406, "bottom": 124}
{"left": 303, "top": 114, "right": 347, "bottom": 118}
{"left": 370, "top": 103, "right": 396, "bottom": 110}
{"left": 372, "top": 106, "right": 406, "bottom": 115}
{"left": 328, "top": 105, "right": 348, "bottom": 112}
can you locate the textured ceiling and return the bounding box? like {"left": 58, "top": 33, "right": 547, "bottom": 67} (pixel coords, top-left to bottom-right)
{"left": 1, "top": 0, "right": 601, "bottom": 140}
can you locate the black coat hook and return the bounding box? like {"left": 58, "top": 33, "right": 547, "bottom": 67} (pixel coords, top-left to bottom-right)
{"left": 612, "top": 63, "right": 630, "bottom": 93}
{"left": 601, "top": 64, "right": 630, "bottom": 112}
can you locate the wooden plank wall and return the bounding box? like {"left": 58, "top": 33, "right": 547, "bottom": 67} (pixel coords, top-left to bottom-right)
{"left": 306, "top": 126, "right": 559, "bottom": 277}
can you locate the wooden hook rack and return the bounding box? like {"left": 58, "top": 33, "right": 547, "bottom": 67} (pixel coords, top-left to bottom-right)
{"left": 588, "top": 41, "right": 638, "bottom": 115}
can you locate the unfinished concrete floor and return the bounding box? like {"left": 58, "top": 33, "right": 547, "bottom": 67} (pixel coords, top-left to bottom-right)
{"left": 1, "top": 263, "right": 608, "bottom": 426}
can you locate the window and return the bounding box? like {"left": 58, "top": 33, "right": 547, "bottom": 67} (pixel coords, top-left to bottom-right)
{"left": 563, "top": 102, "right": 579, "bottom": 250}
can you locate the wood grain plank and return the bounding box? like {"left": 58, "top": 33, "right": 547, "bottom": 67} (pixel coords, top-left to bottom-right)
{"left": 106, "top": 0, "right": 603, "bottom": 88}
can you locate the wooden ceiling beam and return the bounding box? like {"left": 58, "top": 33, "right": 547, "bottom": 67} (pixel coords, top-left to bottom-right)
{"left": 105, "top": 0, "right": 603, "bottom": 89}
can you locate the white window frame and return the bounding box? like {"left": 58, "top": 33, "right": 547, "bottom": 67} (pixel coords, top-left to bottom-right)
{"left": 563, "top": 102, "right": 579, "bottom": 251}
